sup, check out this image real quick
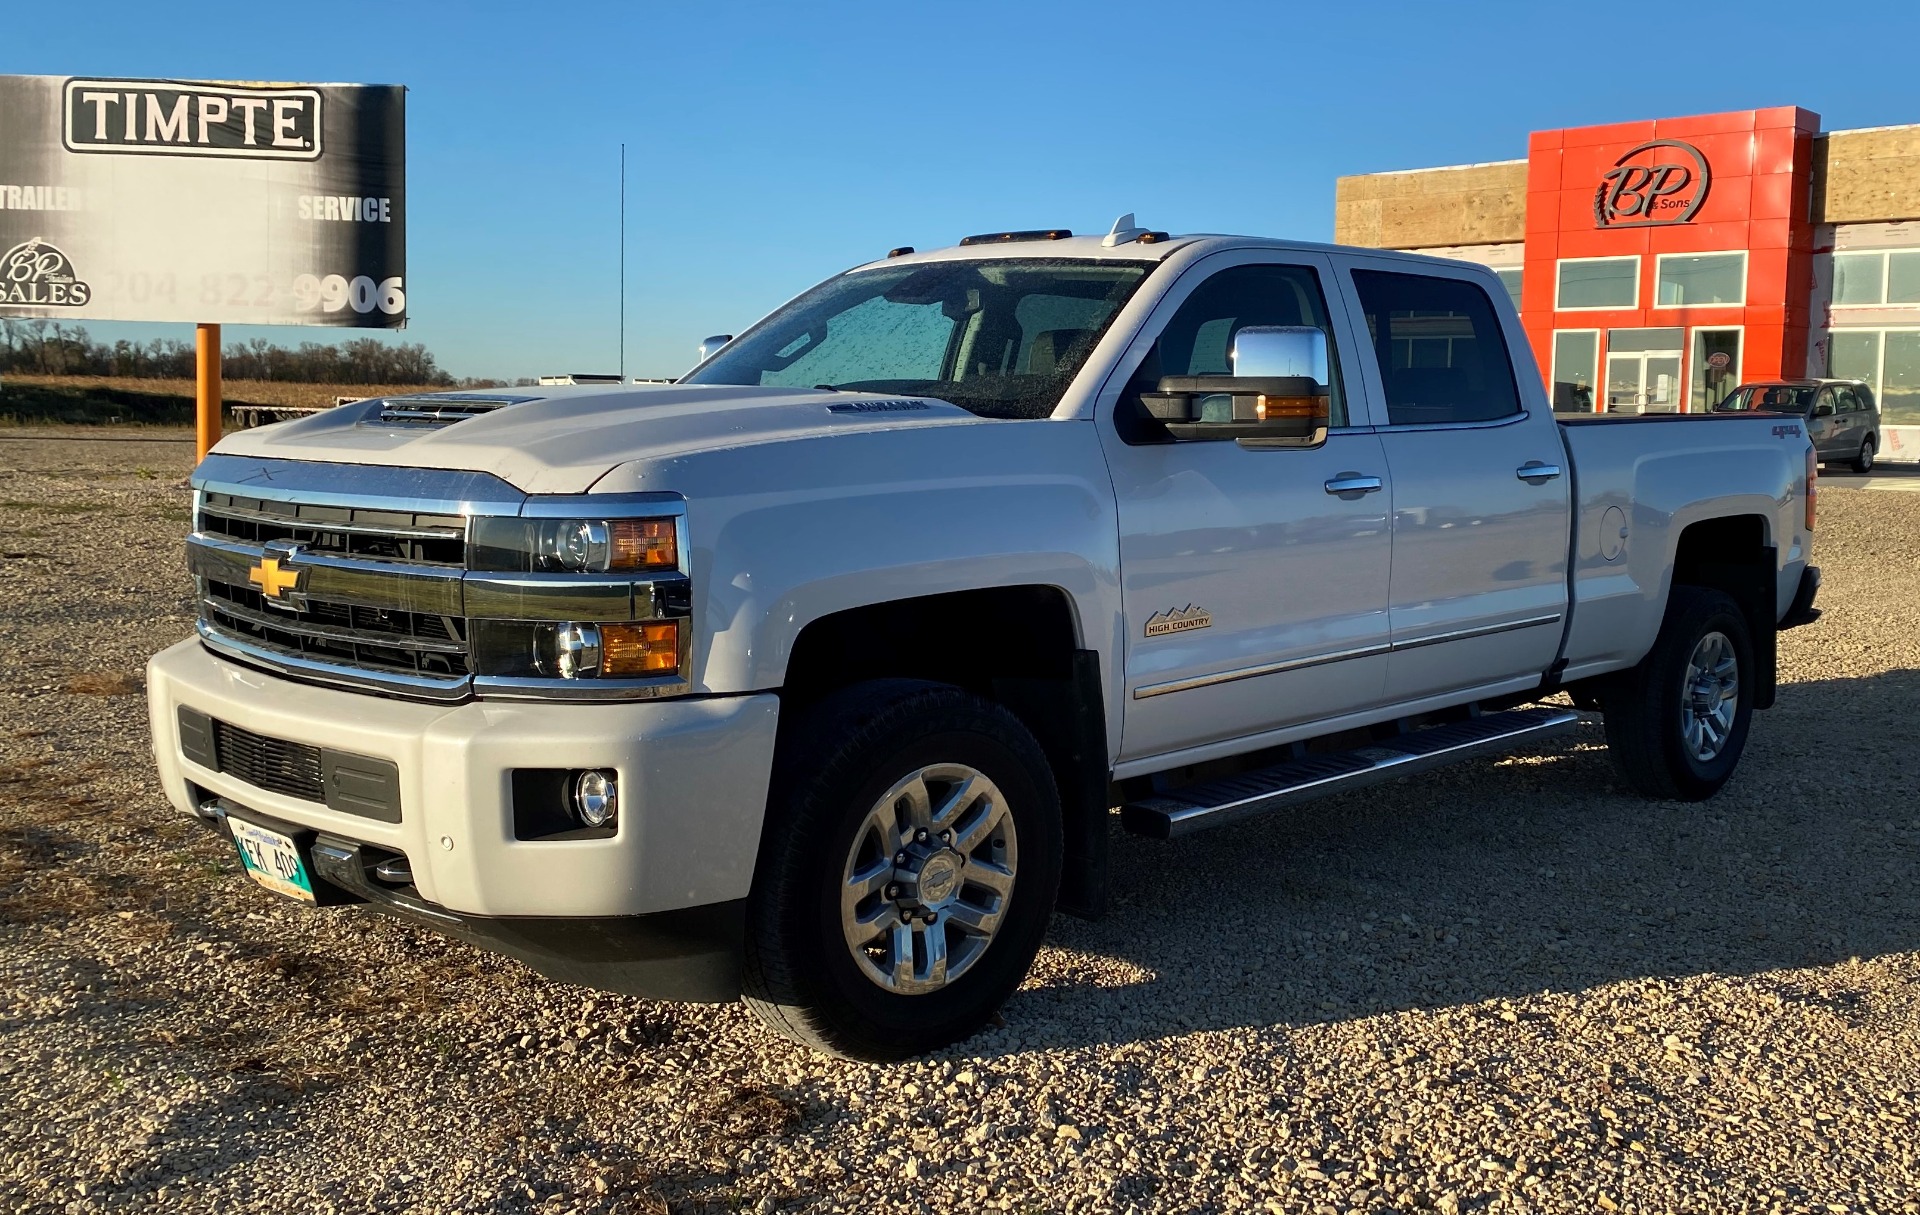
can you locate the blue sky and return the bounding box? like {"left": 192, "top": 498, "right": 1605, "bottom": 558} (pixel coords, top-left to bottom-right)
{"left": 11, "top": 0, "right": 1919, "bottom": 382}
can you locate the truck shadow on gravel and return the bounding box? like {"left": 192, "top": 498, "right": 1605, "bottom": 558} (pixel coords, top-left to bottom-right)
{"left": 989, "top": 671, "right": 1920, "bottom": 1055}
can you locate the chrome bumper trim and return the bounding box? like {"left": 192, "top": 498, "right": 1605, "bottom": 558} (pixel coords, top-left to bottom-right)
{"left": 196, "top": 620, "right": 474, "bottom": 703}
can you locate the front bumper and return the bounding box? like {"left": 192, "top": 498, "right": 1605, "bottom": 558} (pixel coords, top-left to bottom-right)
{"left": 147, "top": 638, "right": 781, "bottom": 922}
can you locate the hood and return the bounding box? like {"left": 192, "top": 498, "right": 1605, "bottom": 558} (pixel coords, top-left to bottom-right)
{"left": 208, "top": 384, "right": 984, "bottom": 494}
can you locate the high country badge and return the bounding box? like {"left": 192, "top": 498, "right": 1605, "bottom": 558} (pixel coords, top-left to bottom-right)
{"left": 0, "top": 239, "right": 91, "bottom": 307}
{"left": 1144, "top": 605, "right": 1212, "bottom": 637}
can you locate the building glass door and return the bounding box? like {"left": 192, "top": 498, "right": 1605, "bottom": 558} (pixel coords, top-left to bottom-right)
{"left": 1604, "top": 328, "right": 1685, "bottom": 413}
{"left": 1689, "top": 328, "right": 1742, "bottom": 412}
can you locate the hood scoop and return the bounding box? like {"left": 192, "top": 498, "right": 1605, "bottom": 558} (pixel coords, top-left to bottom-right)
{"left": 375, "top": 393, "right": 542, "bottom": 427}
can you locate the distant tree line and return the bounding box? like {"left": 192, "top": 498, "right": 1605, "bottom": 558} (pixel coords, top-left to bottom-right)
{"left": 0, "top": 319, "right": 483, "bottom": 386}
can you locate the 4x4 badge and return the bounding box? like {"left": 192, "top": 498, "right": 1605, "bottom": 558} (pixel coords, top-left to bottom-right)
{"left": 1145, "top": 605, "right": 1212, "bottom": 637}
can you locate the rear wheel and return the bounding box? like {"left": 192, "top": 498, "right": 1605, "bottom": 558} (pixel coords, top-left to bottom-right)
{"left": 1600, "top": 587, "right": 1755, "bottom": 801}
{"left": 742, "top": 680, "right": 1061, "bottom": 1060}
{"left": 1853, "top": 437, "right": 1876, "bottom": 474}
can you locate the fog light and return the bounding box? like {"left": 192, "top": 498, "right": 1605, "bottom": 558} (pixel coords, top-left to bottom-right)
{"left": 572, "top": 769, "right": 618, "bottom": 828}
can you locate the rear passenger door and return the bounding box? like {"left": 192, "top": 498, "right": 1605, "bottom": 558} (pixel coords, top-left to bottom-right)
{"left": 1337, "top": 259, "right": 1573, "bottom": 703}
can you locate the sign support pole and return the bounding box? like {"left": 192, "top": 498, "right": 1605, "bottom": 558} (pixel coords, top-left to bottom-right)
{"left": 195, "top": 322, "right": 221, "bottom": 461}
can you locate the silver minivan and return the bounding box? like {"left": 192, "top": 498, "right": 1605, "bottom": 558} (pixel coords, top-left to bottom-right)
{"left": 1713, "top": 378, "right": 1881, "bottom": 472}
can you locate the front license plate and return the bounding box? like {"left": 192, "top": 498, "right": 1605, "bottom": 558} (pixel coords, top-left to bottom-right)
{"left": 228, "top": 817, "right": 317, "bottom": 903}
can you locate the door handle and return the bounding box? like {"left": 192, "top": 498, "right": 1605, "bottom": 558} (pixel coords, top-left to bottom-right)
{"left": 1516, "top": 462, "right": 1562, "bottom": 484}
{"left": 1323, "top": 474, "right": 1383, "bottom": 495}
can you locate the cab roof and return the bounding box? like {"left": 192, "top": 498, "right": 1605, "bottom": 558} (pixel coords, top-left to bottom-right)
{"left": 852, "top": 229, "right": 1479, "bottom": 274}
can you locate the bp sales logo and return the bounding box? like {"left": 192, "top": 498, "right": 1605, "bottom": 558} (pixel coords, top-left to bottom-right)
{"left": 0, "top": 239, "right": 91, "bottom": 307}
{"left": 1595, "top": 139, "right": 1711, "bottom": 229}
{"left": 63, "top": 78, "right": 323, "bottom": 161}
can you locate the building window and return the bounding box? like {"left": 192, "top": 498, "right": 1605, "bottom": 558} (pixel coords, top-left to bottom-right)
{"left": 1550, "top": 330, "right": 1599, "bottom": 412}
{"left": 1493, "top": 267, "right": 1522, "bottom": 309}
{"left": 1556, "top": 257, "right": 1638, "bottom": 310}
{"left": 1690, "top": 328, "right": 1741, "bottom": 412}
{"left": 1829, "top": 328, "right": 1920, "bottom": 425}
{"left": 1655, "top": 252, "right": 1746, "bottom": 307}
{"left": 1833, "top": 249, "right": 1920, "bottom": 307}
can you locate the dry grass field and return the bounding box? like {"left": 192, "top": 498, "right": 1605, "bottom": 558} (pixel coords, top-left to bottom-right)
{"left": 0, "top": 376, "right": 451, "bottom": 426}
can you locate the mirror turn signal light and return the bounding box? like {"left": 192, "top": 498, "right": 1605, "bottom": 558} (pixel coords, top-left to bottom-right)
{"left": 1255, "top": 395, "right": 1327, "bottom": 422}
{"left": 600, "top": 621, "right": 680, "bottom": 675}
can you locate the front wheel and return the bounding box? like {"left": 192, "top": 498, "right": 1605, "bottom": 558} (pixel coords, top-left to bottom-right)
{"left": 742, "top": 680, "right": 1061, "bottom": 1060}
{"left": 1853, "top": 437, "right": 1876, "bottom": 474}
{"left": 1600, "top": 586, "right": 1756, "bottom": 800}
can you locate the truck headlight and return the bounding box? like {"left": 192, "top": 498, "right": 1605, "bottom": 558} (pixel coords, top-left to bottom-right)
{"left": 527, "top": 620, "right": 680, "bottom": 678}
{"left": 535, "top": 518, "right": 677, "bottom": 572}
{"left": 471, "top": 516, "right": 679, "bottom": 573}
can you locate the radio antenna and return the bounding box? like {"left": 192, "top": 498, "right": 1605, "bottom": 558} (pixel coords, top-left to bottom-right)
{"left": 619, "top": 142, "right": 626, "bottom": 381}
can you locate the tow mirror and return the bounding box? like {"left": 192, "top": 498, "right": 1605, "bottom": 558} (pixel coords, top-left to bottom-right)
{"left": 697, "top": 334, "right": 734, "bottom": 362}
{"left": 1139, "top": 326, "right": 1332, "bottom": 446}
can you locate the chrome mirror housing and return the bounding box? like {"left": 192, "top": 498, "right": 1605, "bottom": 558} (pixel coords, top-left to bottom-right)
{"left": 697, "top": 334, "right": 734, "bottom": 362}
{"left": 1231, "top": 326, "right": 1328, "bottom": 382}
{"left": 1138, "top": 325, "right": 1332, "bottom": 447}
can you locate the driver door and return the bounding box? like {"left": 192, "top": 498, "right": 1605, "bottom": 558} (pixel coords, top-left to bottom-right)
{"left": 1098, "top": 253, "right": 1393, "bottom": 765}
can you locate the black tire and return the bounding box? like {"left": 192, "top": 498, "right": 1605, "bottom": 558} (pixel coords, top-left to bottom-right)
{"left": 742, "top": 680, "right": 1061, "bottom": 1060}
{"left": 1853, "top": 437, "right": 1876, "bottom": 474}
{"left": 1600, "top": 586, "right": 1755, "bottom": 801}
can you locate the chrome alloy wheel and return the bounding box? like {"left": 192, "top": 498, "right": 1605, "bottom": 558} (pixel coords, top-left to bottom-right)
{"left": 1680, "top": 630, "right": 1740, "bottom": 762}
{"left": 839, "top": 763, "right": 1018, "bottom": 995}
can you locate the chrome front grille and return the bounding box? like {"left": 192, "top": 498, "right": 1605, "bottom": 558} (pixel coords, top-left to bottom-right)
{"left": 199, "top": 491, "right": 466, "bottom": 567}
{"left": 201, "top": 578, "right": 471, "bottom": 679}
{"left": 186, "top": 453, "right": 691, "bottom": 703}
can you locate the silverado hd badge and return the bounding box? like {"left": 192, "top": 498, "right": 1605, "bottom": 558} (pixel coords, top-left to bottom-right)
{"left": 1144, "top": 605, "right": 1211, "bottom": 637}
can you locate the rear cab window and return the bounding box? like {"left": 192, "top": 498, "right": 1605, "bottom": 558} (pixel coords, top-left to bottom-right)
{"left": 1350, "top": 269, "right": 1522, "bottom": 426}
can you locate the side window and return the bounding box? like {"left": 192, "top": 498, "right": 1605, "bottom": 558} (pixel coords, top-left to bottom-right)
{"left": 1812, "top": 387, "right": 1835, "bottom": 416}
{"left": 1834, "top": 386, "right": 1861, "bottom": 413}
{"left": 1350, "top": 269, "right": 1523, "bottom": 426}
{"left": 1133, "top": 264, "right": 1348, "bottom": 428}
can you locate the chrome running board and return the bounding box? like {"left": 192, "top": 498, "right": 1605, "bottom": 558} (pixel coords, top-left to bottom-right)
{"left": 1121, "top": 706, "right": 1580, "bottom": 839}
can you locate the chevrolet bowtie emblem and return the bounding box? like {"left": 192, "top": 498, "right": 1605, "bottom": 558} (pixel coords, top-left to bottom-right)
{"left": 248, "top": 555, "right": 303, "bottom": 600}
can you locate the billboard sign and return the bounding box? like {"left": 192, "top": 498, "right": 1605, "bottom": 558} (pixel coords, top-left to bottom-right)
{"left": 0, "top": 75, "right": 404, "bottom": 326}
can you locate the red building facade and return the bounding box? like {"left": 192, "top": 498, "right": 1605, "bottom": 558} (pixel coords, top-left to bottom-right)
{"left": 1519, "top": 107, "right": 1821, "bottom": 414}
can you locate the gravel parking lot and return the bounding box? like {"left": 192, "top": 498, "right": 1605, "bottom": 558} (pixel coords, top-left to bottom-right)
{"left": 2, "top": 430, "right": 1917, "bottom": 1215}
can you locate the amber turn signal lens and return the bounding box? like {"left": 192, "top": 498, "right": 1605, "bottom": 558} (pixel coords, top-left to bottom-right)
{"left": 608, "top": 518, "right": 677, "bottom": 570}
{"left": 599, "top": 621, "right": 679, "bottom": 675}
{"left": 1255, "top": 395, "right": 1326, "bottom": 422}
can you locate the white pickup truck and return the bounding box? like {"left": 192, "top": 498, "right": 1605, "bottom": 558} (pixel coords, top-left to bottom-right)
{"left": 148, "top": 220, "right": 1823, "bottom": 1059}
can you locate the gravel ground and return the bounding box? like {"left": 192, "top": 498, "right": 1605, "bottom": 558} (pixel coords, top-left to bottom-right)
{"left": 2, "top": 432, "right": 1917, "bottom": 1215}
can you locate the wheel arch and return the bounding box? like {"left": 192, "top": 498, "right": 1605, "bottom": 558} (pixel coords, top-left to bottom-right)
{"left": 780, "top": 585, "right": 1112, "bottom": 920}
{"left": 1666, "top": 513, "right": 1779, "bottom": 710}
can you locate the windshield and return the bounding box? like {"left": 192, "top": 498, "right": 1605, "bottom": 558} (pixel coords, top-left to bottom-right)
{"left": 683, "top": 258, "right": 1154, "bottom": 420}
{"left": 1714, "top": 384, "right": 1816, "bottom": 413}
